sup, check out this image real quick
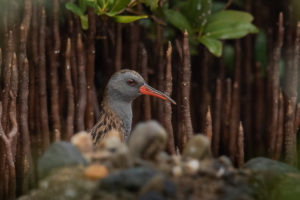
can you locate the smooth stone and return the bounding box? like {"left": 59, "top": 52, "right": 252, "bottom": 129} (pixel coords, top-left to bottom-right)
{"left": 18, "top": 167, "right": 95, "bottom": 200}
{"left": 38, "top": 142, "right": 88, "bottom": 178}
{"left": 244, "top": 157, "right": 298, "bottom": 174}
{"left": 71, "top": 131, "right": 93, "bottom": 154}
{"left": 128, "top": 121, "right": 168, "bottom": 160}
{"left": 92, "top": 166, "right": 175, "bottom": 199}
{"left": 84, "top": 164, "right": 109, "bottom": 181}
{"left": 183, "top": 134, "right": 212, "bottom": 160}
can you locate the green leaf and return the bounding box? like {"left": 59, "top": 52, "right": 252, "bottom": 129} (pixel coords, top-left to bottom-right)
{"left": 80, "top": 15, "right": 88, "bottom": 30}
{"left": 180, "top": 0, "right": 212, "bottom": 29}
{"left": 108, "top": 0, "right": 131, "bottom": 16}
{"left": 141, "top": 0, "right": 159, "bottom": 11}
{"left": 65, "top": 2, "right": 84, "bottom": 16}
{"left": 199, "top": 36, "right": 222, "bottom": 57}
{"left": 79, "top": 0, "right": 88, "bottom": 12}
{"left": 205, "top": 23, "right": 258, "bottom": 39}
{"left": 206, "top": 10, "right": 254, "bottom": 25}
{"left": 203, "top": 10, "right": 258, "bottom": 39}
{"left": 113, "top": 15, "right": 148, "bottom": 23}
{"left": 163, "top": 9, "right": 193, "bottom": 34}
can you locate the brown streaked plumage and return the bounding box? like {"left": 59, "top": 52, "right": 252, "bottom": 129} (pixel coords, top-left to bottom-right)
{"left": 88, "top": 69, "right": 176, "bottom": 146}
{"left": 89, "top": 101, "right": 125, "bottom": 145}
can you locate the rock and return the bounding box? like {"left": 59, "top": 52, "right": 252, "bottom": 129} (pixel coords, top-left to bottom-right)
{"left": 38, "top": 142, "right": 88, "bottom": 179}
{"left": 92, "top": 166, "right": 175, "bottom": 200}
{"left": 19, "top": 167, "right": 95, "bottom": 200}
{"left": 71, "top": 131, "right": 93, "bottom": 154}
{"left": 184, "top": 159, "right": 200, "bottom": 175}
{"left": 84, "top": 164, "right": 109, "bottom": 181}
{"left": 244, "top": 157, "right": 298, "bottom": 174}
{"left": 183, "top": 134, "right": 212, "bottom": 160}
{"left": 101, "top": 136, "right": 132, "bottom": 168}
{"left": 244, "top": 157, "right": 300, "bottom": 200}
{"left": 128, "top": 121, "right": 168, "bottom": 160}
{"left": 96, "top": 129, "right": 124, "bottom": 148}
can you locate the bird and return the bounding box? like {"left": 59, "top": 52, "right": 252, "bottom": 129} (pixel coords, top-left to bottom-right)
{"left": 89, "top": 69, "right": 176, "bottom": 146}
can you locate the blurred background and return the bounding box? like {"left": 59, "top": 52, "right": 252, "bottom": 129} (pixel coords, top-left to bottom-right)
{"left": 0, "top": 0, "right": 299, "bottom": 199}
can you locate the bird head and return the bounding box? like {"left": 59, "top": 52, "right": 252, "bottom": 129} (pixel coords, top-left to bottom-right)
{"left": 106, "top": 69, "right": 176, "bottom": 104}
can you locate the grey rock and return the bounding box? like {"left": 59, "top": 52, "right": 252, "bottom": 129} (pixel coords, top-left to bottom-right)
{"left": 92, "top": 167, "right": 175, "bottom": 200}
{"left": 245, "top": 157, "right": 300, "bottom": 200}
{"left": 244, "top": 157, "right": 298, "bottom": 174}
{"left": 183, "top": 134, "right": 212, "bottom": 160}
{"left": 38, "top": 142, "right": 88, "bottom": 178}
{"left": 128, "top": 121, "right": 168, "bottom": 160}
{"left": 18, "top": 167, "right": 95, "bottom": 200}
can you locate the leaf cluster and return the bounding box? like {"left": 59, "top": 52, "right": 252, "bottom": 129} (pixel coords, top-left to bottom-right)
{"left": 162, "top": 0, "right": 258, "bottom": 56}
{"left": 65, "top": 0, "right": 259, "bottom": 57}
{"left": 65, "top": 0, "right": 149, "bottom": 29}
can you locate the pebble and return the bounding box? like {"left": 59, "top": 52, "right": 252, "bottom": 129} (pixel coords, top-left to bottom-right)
{"left": 84, "top": 164, "right": 109, "bottom": 181}
{"left": 71, "top": 131, "right": 93, "bottom": 154}
{"left": 183, "top": 134, "right": 212, "bottom": 160}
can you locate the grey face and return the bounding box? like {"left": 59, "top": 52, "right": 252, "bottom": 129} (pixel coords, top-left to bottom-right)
{"left": 107, "top": 70, "right": 145, "bottom": 103}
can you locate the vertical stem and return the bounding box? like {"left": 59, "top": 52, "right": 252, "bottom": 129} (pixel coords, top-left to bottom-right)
{"left": 64, "top": 38, "right": 75, "bottom": 140}
{"left": 274, "top": 90, "right": 284, "bottom": 160}
{"left": 85, "top": 8, "right": 96, "bottom": 129}
{"left": 2, "top": 31, "right": 13, "bottom": 131}
{"left": 253, "top": 62, "right": 265, "bottom": 156}
{"left": 164, "top": 41, "right": 175, "bottom": 154}
{"left": 236, "top": 122, "right": 245, "bottom": 168}
{"left": 16, "top": 58, "right": 33, "bottom": 195}
{"left": 229, "top": 82, "right": 240, "bottom": 163}
{"left": 212, "top": 78, "right": 222, "bottom": 156}
{"left": 75, "top": 33, "right": 87, "bottom": 131}
{"left": 114, "top": 23, "right": 122, "bottom": 72}
{"left": 222, "top": 79, "right": 232, "bottom": 154}
{"left": 38, "top": 8, "right": 50, "bottom": 150}
{"left": 181, "top": 30, "right": 193, "bottom": 144}
{"left": 49, "top": 0, "right": 61, "bottom": 141}
{"left": 139, "top": 44, "right": 151, "bottom": 121}
{"left": 284, "top": 99, "right": 297, "bottom": 166}
{"left": 205, "top": 106, "right": 213, "bottom": 145}
{"left": 267, "top": 13, "right": 284, "bottom": 157}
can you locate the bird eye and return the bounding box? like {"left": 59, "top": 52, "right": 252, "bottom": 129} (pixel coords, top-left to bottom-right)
{"left": 127, "top": 79, "right": 136, "bottom": 86}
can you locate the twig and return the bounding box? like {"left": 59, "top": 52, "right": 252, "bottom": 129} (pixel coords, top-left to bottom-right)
{"left": 205, "top": 106, "right": 213, "bottom": 145}
{"left": 236, "top": 122, "right": 244, "bottom": 168}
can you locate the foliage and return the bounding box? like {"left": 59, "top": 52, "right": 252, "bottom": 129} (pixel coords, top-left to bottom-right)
{"left": 65, "top": 0, "right": 258, "bottom": 57}
{"left": 161, "top": 0, "right": 258, "bottom": 57}
{"left": 65, "top": 0, "right": 148, "bottom": 29}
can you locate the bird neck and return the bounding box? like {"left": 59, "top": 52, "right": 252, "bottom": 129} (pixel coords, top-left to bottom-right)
{"left": 103, "top": 94, "right": 133, "bottom": 141}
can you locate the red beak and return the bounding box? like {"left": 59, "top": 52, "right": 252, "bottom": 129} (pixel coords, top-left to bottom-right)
{"left": 139, "top": 84, "right": 176, "bottom": 104}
